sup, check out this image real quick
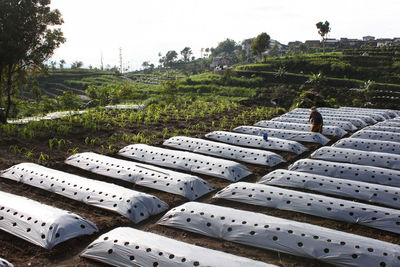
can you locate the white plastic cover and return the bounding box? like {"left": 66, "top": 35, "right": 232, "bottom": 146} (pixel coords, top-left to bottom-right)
{"left": 103, "top": 104, "right": 145, "bottom": 110}
{"left": 0, "top": 190, "right": 98, "bottom": 249}
{"left": 259, "top": 169, "right": 400, "bottom": 209}
{"left": 163, "top": 136, "right": 285, "bottom": 166}
{"left": 65, "top": 152, "right": 215, "bottom": 200}
{"left": 363, "top": 125, "right": 400, "bottom": 133}
{"left": 307, "top": 107, "right": 390, "bottom": 121}
{"left": 364, "top": 125, "right": 400, "bottom": 133}
{"left": 81, "top": 227, "right": 276, "bottom": 267}
{"left": 233, "top": 125, "right": 330, "bottom": 145}
{"left": 281, "top": 113, "right": 367, "bottom": 127}
{"left": 158, "top": 202, "right": 400, "bottom": 267}
{"left": 289, "top": 159, "right": 400, "bottom": 187}
{"left": 288, "top": 109, "right": 377, "bottom": 124}
{"left": 375, "top": 120, "right": 400, "bottom": 127}
{"left": 311, "top": 147, "right": 400, "bottom": 170}
{"left": 271, "top": 117, "right": 357, "bottom": 131}
{"left": 339, "top": 107, "right": 398, "bottom": 118}
{"left": 214, "top": 182, "right": 400, "bottom": 234}
{"left": 205, "top": 131, "right": 308, "bottom": 155}
{"left": 0, "top": 163, "right": 168, "bottom": 223}
{"left": 0, "top": 258, "right": 13, "bottom": 267}
{"left": 333, "top": 138, "right": 400, "bottom": 154}
{"left": 7, "top": 110, "right": 87, "bottom": 124}
{"left": 118, "top": 144, "right": 252, "bottom": 182}
{"left": 350, "top": 130, "right": 400, "bottom": 143}
{"left": 254, "top": 120, "right": 347, "bottom": 137}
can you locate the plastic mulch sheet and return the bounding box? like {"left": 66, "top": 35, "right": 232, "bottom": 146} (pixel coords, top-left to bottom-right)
{"left": 254, "top": 120, "right": 347, "bottom": 137}
{"left": 205, "top": 131, "right": 308, "bottom": 155}
{"left": 163, "top": 136, "right": 285, "bottom": 166}
{"left": 280, "top": 113, "right": 367, "bottom": 127}
{"left": 214, "top": 182, "right": 400, "bottom": 233}
{"left": 118, "top": 144, "right": 252, "bottom": 182}
{"left": 350, "top": 130, "right": 400, "bottom": 143}
{"left": 364, "top": 125, "right": 400, "bottom": 133}
{"left": 0, "top": 163, "right": 168, "bottom": 223}
{"left": 103, "top": 104, "right": 145, "bottom": 110}
{"left": 233, "top": 125, "right": 330, "bottom": 145}
{"left": 259, "top": 169, "right": 400, "bottom": 209}
{"left": 312, "top": 107, "right": 390, "bottom": 121}
{"left": 158, "top": 202, "right": 400, "bottom": 267}
{"left": 288, "top": 159, "right": 400, "bottom": 187}
{"left": 65, "top": 152, "right": 215, "bottom": 200}
{"left": 311, "top": 147, "right": 400, "bottom": 170}
{"left": 333, "top": 138, "right": 400, "bottom": 155}
{"left": 0, "top": 258, "right": 13, "bottom": 267}
{"left": 270, "top": 117, "right": 357, "bottom": 131}
{"left": 81, "top": 227, "right": 277, "bottom": 267}
{"left": 288, "top": 109, "right": 378, "bottom": 124}
{"left": 0, "top": 190, "right": 98, "bottom": 249}
{"left": 7, "top": 110, "right": 86, "bottom": 124}
{"left": 339, "top": 107, "right": 398, "bottom": 118}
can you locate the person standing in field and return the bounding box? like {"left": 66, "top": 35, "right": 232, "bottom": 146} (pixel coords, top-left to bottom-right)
{"left": 308, "top": 106, "right": 323, "bottom": 133}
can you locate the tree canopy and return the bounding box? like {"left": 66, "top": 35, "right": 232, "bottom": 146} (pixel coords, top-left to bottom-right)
{"left": 180, "top": 47, "right": 193, "bottom": 62}
{"left": 0, "top": 0, "right": 65, "bottom": 123}
{"left": 251, "top": 32, "right": 271, "bottom": 58}
{"left": 211, "top": 39, "right": 239, "bottom": 57}
{"left": 316, "top": 21, "right": 331, "bottom": 53}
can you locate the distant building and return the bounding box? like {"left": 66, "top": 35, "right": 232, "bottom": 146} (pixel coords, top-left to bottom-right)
{"left": 376, "top": 38, "right": 392, "bottom": 47}
{"left": 288, "top": 41, "right": 302, "bottom": 47}
{"left": 340, "top": 38, "right": 363, "bottom": 48}
{"left": 325, "top": 38, "right": 340, "bottom": 47}
{"left": 210, "top": 56, "right": 231, "bottom": 69}
{"left": 305, "top": 40, "right": 320, "bottom": 47}
{"left": 363, "top": 36, "right": 375, "bottom": 41}
{"left": 392, "top": 38, "right": 400, "bottom": 44}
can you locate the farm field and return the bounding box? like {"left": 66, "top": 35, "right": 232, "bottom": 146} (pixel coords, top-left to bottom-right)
{"left": 1, "top": 101, "right": 400, "bottom": 267}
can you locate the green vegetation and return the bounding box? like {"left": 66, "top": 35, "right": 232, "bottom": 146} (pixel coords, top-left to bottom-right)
{"left": 236, "top": 47, "right": 400, "bottom": 84}
{"left": 0, "top": 0, "right": 65, "bottom": 123}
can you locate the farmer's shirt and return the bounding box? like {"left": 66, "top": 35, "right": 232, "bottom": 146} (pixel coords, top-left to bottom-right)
{"left": 309, "top": 111, "right": 323, "bottom": 124}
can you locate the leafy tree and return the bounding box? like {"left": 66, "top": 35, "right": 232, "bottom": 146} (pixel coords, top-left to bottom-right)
{"left": 160, "top": 50, "right": 178, "bottom": 68}
{"left": 142, "top": 61, "right": 150, "bottom": 69}
{"left": 212, "top": 39, "right": 239, "bottom": 57}
{"left": 57, "top": 90, "right": 82, "bottom": 110}
{"left": 71, "top": 61, "right": 83, "bottom": 69}
{"left": 316, "top": 21, "right": 331, "bottom": 53}
{"left": 251, "top": 32, "right": 271, "bottom": 59}
{"left": 180, "top": 47, "right": 193, "bottom": 62}
{"left": 268, "top": 43, "right": 280, "bottom": 57}
{"left": 0, "top": 0, "right": 65, "bottom": 123}
{"left": 59, "top": 59, "right": 66, "bottom": 69}
{"left": 30, "top": 79, "right": 42, "bottom": 103}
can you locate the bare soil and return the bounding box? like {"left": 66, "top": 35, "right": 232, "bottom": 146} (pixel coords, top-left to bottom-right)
{"left": 0, "top": 110, "right": 398, "bottom": 267}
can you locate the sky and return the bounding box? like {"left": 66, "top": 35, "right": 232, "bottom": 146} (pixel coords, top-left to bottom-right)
{"left": 49, "top": 0, "right": 400, "bottom": 70}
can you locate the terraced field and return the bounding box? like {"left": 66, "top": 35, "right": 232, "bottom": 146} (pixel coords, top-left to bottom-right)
{"left": 1, "top": 106, "right": 400, "bottom": 267}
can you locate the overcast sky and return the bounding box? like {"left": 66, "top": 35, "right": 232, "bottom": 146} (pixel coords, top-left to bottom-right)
{"left": 49, "top": 0, "right": 400, "bottom": 70}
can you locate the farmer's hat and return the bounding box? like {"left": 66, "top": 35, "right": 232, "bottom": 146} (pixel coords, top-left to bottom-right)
{"left": 310, "top": 106, "right": 317, "bottom": 112}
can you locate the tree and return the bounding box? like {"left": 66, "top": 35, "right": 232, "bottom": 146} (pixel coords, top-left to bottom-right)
{"left": 71, "top": 61, "right": 83, "bottom": 69}
{"left": 251, "top": 32, "right": 271, "bottom": 59}
{"left": 212, "top": 39, "right": 238, "bottom": 57}
{"left": 316, "top": 21, "right": 331, "bottom": 53}
{"left": 160, "top": 50, "right": 178, "bottom": 68}
{"left": 180, "top": 47, "right": 193, "bottom": 62}
{"left": 142, "top": 61, "right": 150, "bottom": 69}
{"left": 0, "top": 0, "right": 65, "bottom": 123}
{"left": 59, "top": 59, "right": 66, "bottom": 69}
